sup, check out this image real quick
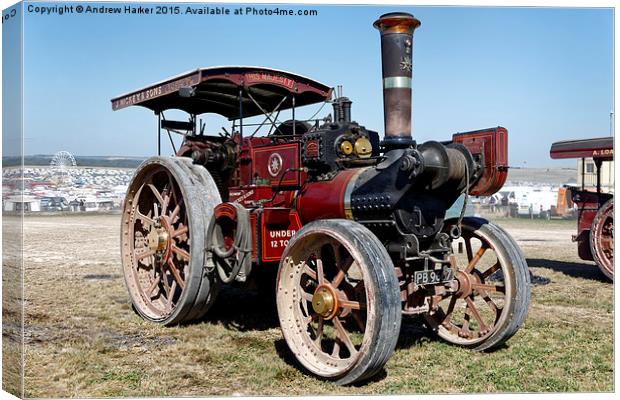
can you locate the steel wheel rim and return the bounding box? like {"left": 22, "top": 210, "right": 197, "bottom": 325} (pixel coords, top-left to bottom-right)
{"left": 122, "top": 166, "right": 192, "bottom": 320}
{"left": 433, "top": 225, "right": 513, "bottom": 346}
{"left": 592, "top": 202, "right": 614, "bottom": 278}
{"left": 278, "top": 231, "right": 372, "bottom": 377}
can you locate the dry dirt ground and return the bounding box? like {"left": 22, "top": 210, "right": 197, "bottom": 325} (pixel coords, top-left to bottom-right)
{"left": 10, "top": 214, "right": 614, "bottom": 397}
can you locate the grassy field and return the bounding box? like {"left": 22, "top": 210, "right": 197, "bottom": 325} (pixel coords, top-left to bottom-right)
{"left": 19, "top": 214, "right": 613, "bottom": 397}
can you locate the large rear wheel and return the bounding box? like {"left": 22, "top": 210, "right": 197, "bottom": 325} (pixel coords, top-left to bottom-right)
{"left": 276, "top": 219, "right": 401, "bottom": 385}
{"left": 121, "top": 156, "right": 221, "bottom": 325}
{"left": 590, "top": 198, "right": 614, "bottom": 281}
{"left": 426, "top": 217, "right": 531, "bottom": 350}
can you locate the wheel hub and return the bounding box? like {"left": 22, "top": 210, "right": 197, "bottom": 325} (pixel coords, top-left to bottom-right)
{"left": 147, "top": 219, "right": 170, "bottom": 253}
{"left": 312, "top": 284, "right": 338, "bottom": 319}
{"left": 454, "top": 270, "right": 480, "bottom": 298}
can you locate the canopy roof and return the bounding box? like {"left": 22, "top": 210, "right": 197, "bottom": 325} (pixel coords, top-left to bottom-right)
{"left": 111, "top": 66, "right": 332, "bottom": 119}
{"left": 550, "top": 137, "right": 614, "bottom": 161}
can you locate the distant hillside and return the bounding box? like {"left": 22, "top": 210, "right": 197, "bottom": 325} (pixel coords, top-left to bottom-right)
{"left": 3, "top": 155, "right": 146, "bottom": 168}
{"left": 507, "top": 167, "right": 578, "bottom": 185}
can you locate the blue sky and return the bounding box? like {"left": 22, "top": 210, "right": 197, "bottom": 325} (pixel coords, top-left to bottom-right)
{"left": 3, "top": 2, "right": 614, "bottom": 166}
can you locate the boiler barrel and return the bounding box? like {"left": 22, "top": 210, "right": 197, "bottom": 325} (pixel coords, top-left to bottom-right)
{"left": 296, "top": 168, "right": 367, "bottom": 223}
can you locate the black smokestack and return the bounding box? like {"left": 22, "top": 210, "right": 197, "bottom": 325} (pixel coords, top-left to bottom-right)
{"left": 332, "top": 85, "right": 353, "bottom": 124}
{"left": 373, "top": 12, "right": 421, "bottom": 149}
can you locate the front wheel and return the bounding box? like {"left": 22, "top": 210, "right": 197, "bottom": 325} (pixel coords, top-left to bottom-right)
{"left": 276, "top": 219, "right": 401, "bottom": 385}
{"left": 590, "top": 199, "right": 613, "bottom": 281}
{"left": 426, "top": 217, "right": 531, "bottom": 351}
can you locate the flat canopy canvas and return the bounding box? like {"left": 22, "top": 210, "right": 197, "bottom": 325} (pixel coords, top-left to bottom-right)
{"left": 550, "top": 137, "right": 614, "bottom": 161}
{"left": 110, "top": 66, "right": 332, "bottom": 120}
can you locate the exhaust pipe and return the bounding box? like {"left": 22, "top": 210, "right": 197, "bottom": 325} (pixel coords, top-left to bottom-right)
{"left": 373, "top": 12, "right": 421, "bottom": 149}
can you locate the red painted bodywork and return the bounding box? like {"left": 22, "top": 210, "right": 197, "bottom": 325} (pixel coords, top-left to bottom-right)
{"left": 571, "top": 190, "right": 601, "bottom": 261}
{"left": 260, "top": 210, "right": 303, "bottom": 262}
{"left": 452, "top": 127, "right": 508, "bottom": 196}
{"left": 296, "top": 169, "right": 364, "bottom": 223}
{"left": 252, "top": 142, "right": 301, "bottom": 186}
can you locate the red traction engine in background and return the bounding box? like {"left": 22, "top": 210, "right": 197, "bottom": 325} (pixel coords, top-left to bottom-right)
{"left": 113, "top": 12, "right": 531, "bottom": 384}
{"left": 550, "top": 137, "right": 614, "bottom": 280}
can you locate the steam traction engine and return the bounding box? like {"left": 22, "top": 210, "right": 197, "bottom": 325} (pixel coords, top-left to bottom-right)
{"left": 114, "top": 13, "right": 531, "bottom": 384}
{"left": 550, "top": 137, "right": 614, "bottom": 280}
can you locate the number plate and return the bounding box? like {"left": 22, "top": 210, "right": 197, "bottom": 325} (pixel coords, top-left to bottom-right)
{"left": 414, "top": 268, "right": 454, "bottom": 285}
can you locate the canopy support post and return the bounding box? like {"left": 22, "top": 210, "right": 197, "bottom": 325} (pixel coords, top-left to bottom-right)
{"left": 292, "top": 95, "right": 296, "bottom": 136}
{"left": 581, "top": 157, "right": 585, "bottom": 190}
{"left": 157, "top": 112, "right": 161, "bottom": 156}
{"left": 239, "top": 87, "right": 244, "bottom": 140}
{"left": 595, "top": 158, "right": 602, "bottom": 194}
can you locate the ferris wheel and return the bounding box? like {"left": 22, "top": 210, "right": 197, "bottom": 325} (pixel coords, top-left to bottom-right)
{"left": 50, "top": 151, "right": 77, "bottom": 170}
{"left": 50, "top": 151, "right": 77, "bottom": 183}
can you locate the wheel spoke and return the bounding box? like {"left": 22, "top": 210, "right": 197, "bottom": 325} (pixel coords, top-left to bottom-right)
{"left": 161, "top": 270, "right": 171, "bottom": 298}
{"left": 448, "top": 255, "right": 459, "bottom": 273}
{"left": 135, "top": 249, "right": 156, "bottom": 262}
{"left": 301, "top": 293, "right": 310, "bottom": 317}
{"left": 166, "top": 258, "right": 185, "bottom": 289}
{"left": 332, "top": 259, "right": 355, "bottom": 288}
{"left": 465, "top": 238, "right": 474, "bottom": 263}
{"left": 466, "top": 245, "right": 488, "bottom": 273}
{"left": 333, "top": 317, "right": 358, "bottom": 356}
{"left": 172, "top": 224, "right": 189, "bottom": 238}
{"left": 170, "top": 203, "right": 182, "bottom": 223}
{"left": 331, "top": 340, "right": 341, "bottom": 358}
{"left": 147, "top": 275, "right": 160, "bottom": 297}
{"left": 477, "top": 288, "right": 501, "bottom": 320}
{"left": 332, "top": 269, "right": 346, "bottom": 288}
{"left": 315, "top": 318, "right": 324, "bottom": 346}
{"left": 465, "top": 297, "right": 489, "bottom": 332}
{"left": 166, "top": 281, "right": 177, "bottom": 311}
{"left": 161, "top": 190, "right": 171, "bottom": 216}
{"left": 148, "top": 184, "right": 165, "bottom": 207}
{"left": 316, "top": 258, "right": 325, "bottom": 285}
{"left": 482, "top": 261, "right": 501, "bottom": 278}
{"left": 172, "top": 245, "right": 190, "bottom": 261}
{"left": 461, "top": 308, "right": 472, "bottom": 337}
{"left": 471, "top": 283, "right": 505, "bottom": 293}
{"left": 301, "top": 291, "right": 314, "bottom": 302}
{"left": 136, "top": 209, "right": 155, "bottom": 227}
{"left": 443, "top": 295, "right": 458, "bottom": 322}
{"left": 339, "top": 299, "right": 363, "bottom": 310}
{"left": 165, "top": 171, "right": 178, "bottom": 203}
{"left": 302, "top": 263, "right": 318, "bottom": 281}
